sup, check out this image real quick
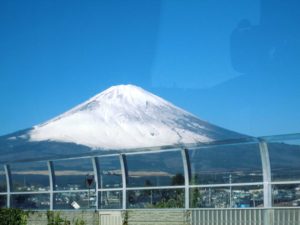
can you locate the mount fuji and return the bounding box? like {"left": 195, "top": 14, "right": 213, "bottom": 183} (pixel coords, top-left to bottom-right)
{"left": 0, "top": 84, "right": 246, "bottom": 162}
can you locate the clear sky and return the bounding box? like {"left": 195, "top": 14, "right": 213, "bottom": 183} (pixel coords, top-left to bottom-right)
{"left": 0, "top": 0, "right": 299, "bottom": 137}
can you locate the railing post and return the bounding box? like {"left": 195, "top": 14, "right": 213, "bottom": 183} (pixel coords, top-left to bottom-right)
{"left": 47, "top": 161, "right": 55, "bottom": 210}
{"left": 92, "top": 157, "right": 99, "bottom": 209}
{"left": 4, "top": 164, "right": 12, "bottom": 208}
{"left": 259, "top": 140, "right": 272, "bottom": 208}
{"left": 181, "top": 149, "right": 191, "bottom": 209}
{"left": 119, "top": 154, "right": 127, "bottom": 210}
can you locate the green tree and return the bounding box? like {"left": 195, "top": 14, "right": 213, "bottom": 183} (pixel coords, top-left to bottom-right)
{"left": 171, "top": 173, "right": 185, "bottom": 185}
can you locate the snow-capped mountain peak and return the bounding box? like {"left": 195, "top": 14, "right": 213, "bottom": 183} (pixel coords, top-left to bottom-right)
{"left": 29, "top": 84, "right": 244, "bottom": 150}
{"left": 71, "top": 84, "right": 177, "bottom": 113}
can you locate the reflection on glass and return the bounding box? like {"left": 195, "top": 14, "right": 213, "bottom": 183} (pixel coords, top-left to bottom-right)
{"left": 127, "top": 189, "right": 184, "bottom": 208}
{"left": 190, "top": 185, "right": 263, "bottom": 208}
{"left": 11, "top": 194, "right": 50, "bottom": 209}
{"left": 0, "top": 195, "right": 6, "bottom": 208}
{"left": 189, "top": 143, "right": 263, "bottom": 185}
{"left": 54, "top": 191, "right": 96, "bottom": 210}
{"left": 0, "top": 167, "right": 6, "bottom": 192}
{"left": 99, "top": 191, "right": 122, "bottom": 209}
{"left": 10, "top": 162, "right": 49, "bottom": 192}
{"left": 272, "top": 184, "right": 300, "bottom": 207}
{"left": 126, "top": 151, "right": 184, "bottom": 187}
{"left": 97, "top": 156, "right": 122, "bottom": 189}
{"left": 53, "top": 158, "right": 94, "bottom": 190}
{"left": 269, "top": 140, "right": 300, "bottom": 182}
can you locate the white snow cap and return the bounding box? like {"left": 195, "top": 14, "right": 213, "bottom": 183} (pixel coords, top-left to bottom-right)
{"left": 29, "top": 84, "right": 239, "bottom": 149}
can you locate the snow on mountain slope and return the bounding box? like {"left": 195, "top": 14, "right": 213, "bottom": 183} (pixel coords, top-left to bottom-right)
{"left": 29, "top": 84, "right": 244, "bottom": 149}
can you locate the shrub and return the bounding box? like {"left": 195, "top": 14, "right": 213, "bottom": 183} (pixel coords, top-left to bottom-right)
{"left": 0, "top": 208, "right": 28, "bottom": 225}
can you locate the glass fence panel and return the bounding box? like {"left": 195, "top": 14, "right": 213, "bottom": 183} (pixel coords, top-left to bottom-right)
{"left": 53, "top": 158, "right": 95, "bottom": 191}
{"left": 189, "top": 143, "right": 263, "bottom": 185}
{"left": 10, "top": 161, "right": 49, "bottom": 192}
{"left": 54, "top": 191, "right": 96, "bottom": 210}
{"left": 190, "top": 185, "right": 263, "bottom": 208}
{"left": 11, "top": 194, "right": 50, "bottom": 210}
{"left": 272, "top": 183, "right": 300, "bottom": 207}
{"left": 126, "top": 151, "right": 184, "bottom": 187}
{"left": 97, "top": 156, "right": 122, "bottom": 189}
{"left": 99, "top": 190, "right": 122, "bottom": 209}
{"left": 268, "top": 139, "right": 300, "bottom": 182}
{"left": 127, "top": 188, "right": 184, "bottom": 208}
{"left": 0, "top": 166, "right": 6, "bottom": 192}
{"left": 0, "top": 195, "right": 6, "bottom": 208}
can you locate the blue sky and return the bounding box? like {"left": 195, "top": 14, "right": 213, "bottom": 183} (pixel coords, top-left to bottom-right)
{"left": 0, "top": 0, "right": 299, "bottom": 137}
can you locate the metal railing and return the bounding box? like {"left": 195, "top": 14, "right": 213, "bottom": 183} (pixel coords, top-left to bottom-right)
{"left": 0, "top": 133, "right": 300, "bottom": 211}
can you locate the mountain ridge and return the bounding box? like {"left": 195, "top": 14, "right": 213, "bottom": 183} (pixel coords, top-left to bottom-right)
{"left": 0, "top": 84, "right": 247, "bottom": 162}
{"left": 28, "top": 84, "right": 245, "bottom": 149}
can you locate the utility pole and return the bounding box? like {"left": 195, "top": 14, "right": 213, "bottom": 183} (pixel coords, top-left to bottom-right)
{"left": 229, "top": 174, "right": 232, "bottom": 207}
{"left": 86, "top": 174, "right": 94, "bottom": 208}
